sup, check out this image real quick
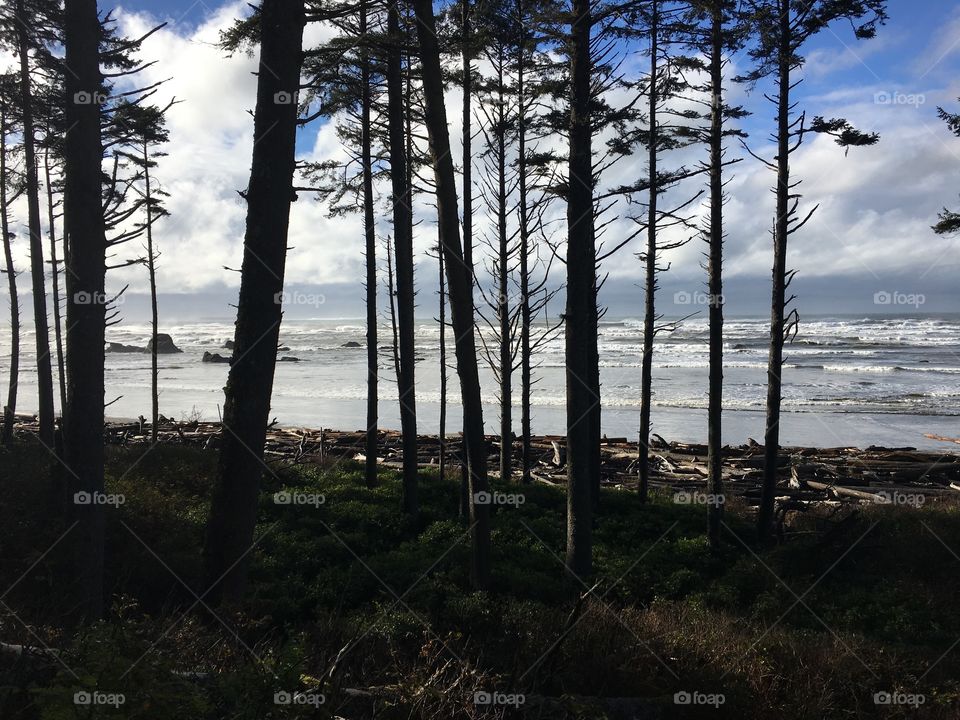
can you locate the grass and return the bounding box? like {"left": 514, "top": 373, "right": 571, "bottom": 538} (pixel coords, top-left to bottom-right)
{"left": 1, "top": 439, "right": 959, "bottom": 718}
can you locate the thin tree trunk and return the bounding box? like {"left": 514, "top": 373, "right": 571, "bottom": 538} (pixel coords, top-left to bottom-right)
{"left": 438, "top": 247, "right": 447, "bottom": 483}
{"left": 62, "top": 0, "right": 108, "bottom": 621}
{"left": 459, "top": 0, "right": 474, "bottom": 519}
{"left": 43, "top": 149, "right": 67, "bottom": 419}
{"left": 517, "top": 13, "right": 532, "bottom": 485}
{"left": 706, "top": 0, "right": 725, "bottom": 548}
{"left": 565, "top": 0, "right": 595, "bottom": 576}
{"left": 203, "top": 0, "right": 305, "bottom": 605}
{"left": 495, "top": 61, "right": 512, "bottom": 484}
{"left": 411, "top": 0, "right": 491, "bottom": 589}
{"left": 360, "top": 0, "right": 378, "bottom": 489}
{"left": 0, "top": 105, "right": 19, "bottom": 444}
{"left": 386, "top": 0, "right": 418, "bottom": 515}
{"left": 16, "top": 0, "right": 55, "bottom": 445}
{"left": 638, "top": 1, "right": 659, "bottom": 504}
{"left": 385, "top": 237, "right": 401, "bottom": 381}
{"left": 142, "top": 141, "right": 159, "bottom": 444}
{"left": 759, "top": 0, "right": 791, "bottom": 543}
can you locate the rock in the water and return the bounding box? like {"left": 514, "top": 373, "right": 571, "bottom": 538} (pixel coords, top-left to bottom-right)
{"left": 279, "top": 356, "right": 301, "bottom": 362}
{"left": 341, "top": 341, "right": 362, "bottom": 348}
{"left": 106, "top": 342, "right": 143, "bottom": 353}
{"left": 148, "top": 333, "right": 183, "bottom": 354}
{"left": 223, "top": 339, "right": 235, "bottom": 350}
{"left": 202, "top": 351, "right": 231, "bottom": 364}
{"left": 277, "top": 345, "right": 291, "bottom": 352}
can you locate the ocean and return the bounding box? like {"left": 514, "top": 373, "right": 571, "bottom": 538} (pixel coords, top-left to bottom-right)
{"left": 4, "top": 315, "right": 959, "bottom": 450}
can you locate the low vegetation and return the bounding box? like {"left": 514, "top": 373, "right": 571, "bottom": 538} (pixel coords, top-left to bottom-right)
{"left": 1, "top": 440, "right": 959, "bottom": 718}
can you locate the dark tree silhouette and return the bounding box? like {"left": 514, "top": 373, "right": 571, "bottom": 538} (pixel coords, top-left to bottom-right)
{"left": 411, "top": 0, "right": 492, "bottom": 589}
{"left": 13, "top": 0, "right": 56, "bottom": 445}
{"left": 739, "top": 0, "right": 885, "bottom": 542}
{"left": 386, "top": 0, "right": 419, "bottom": 515}
{"left": 203, "top": 0, "right": 306, "bottom": 604}
{"left": 0, "top": 81, "right": 23, "bottom": 444}
{"left": 565, "top": 0, "right": 596, "bottom": 576}
{"left": 62, "top": 0, "right": 108, "bottom": 621}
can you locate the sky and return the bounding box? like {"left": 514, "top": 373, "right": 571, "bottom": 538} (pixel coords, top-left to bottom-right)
{"left": 11, "top": 0, "right": 960, "bottom": 320}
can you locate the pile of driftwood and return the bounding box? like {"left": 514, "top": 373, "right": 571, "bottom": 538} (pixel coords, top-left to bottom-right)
{"left": 11, "top": 415, "right": 960, "bottom": 509}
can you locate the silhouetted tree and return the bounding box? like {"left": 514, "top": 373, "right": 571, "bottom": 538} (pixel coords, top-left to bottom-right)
{"left": 739, "top": 0, "right": 885, "bottom": 542}
{"left": 411, "top": 0, "right": 492, "bottom": 589}
{"left": 386, "top": 0, "right": 419, "bottom": 515}
{"left": 203, "top": 0, "right": 306, "bottom": 604}
{"left": 0, "top": 79, "right": 23, "bottom": 444}
{"left": 10, "top": 0, "right": 59, "bottom": 444}
{"left": 62, "top": 0, "right": 108, "bottom": 621}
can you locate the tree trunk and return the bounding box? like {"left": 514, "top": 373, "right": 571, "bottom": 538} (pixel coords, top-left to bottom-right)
{"left": 16, "top": 0, "right": 55, "bottom": 445}
{"left": 495, "top": 63, "right": 512, "bottom": 484}
{"left": 517, "top": 12, "right": 532, "bottom": 485}
{"left": 62, "top": 0, "right": 108, "bottom": 622}
{"left": 759, "top": 0, "right": 791, "bottom": 543}
{"left": 143, "top": 141, "right": 159, "bottom": 445}
{"left": 438, "top": 247, "right": 447, "bottom": 483}
{"left": 459, "top": 0, "right": 474, "bottom": 519}
{"left": 386, "top": 237, "right": 401, "bottom": 381}
{"left": 638, "top": 1, "right": 659, "bottom": 504}
{"left": 706, "top": 0, "right": 725, "bottom": 548}
{"left": 202, "top": 0, "right": 305, "bottom": 605}
{"left": 565, "top": 0, "right": 595, "bottom": 576}
{"left": 0, "top": 105, "right": 19, "bottom": 445}
{"left": 360, "top": 0, "right": 378, "bottom": 489}
{"left": 386, "top": 0, "right": 418, "bottom": 515}
{"left": 411, "top": 0, "right": 491, "bottom": 590}
{"left": 43, "top": 149, "right": 67, "bottom": 419}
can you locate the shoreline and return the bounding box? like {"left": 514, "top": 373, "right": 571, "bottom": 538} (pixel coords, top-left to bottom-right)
{"left": 11, "top": 417, "right": 960, "bottom": 510}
